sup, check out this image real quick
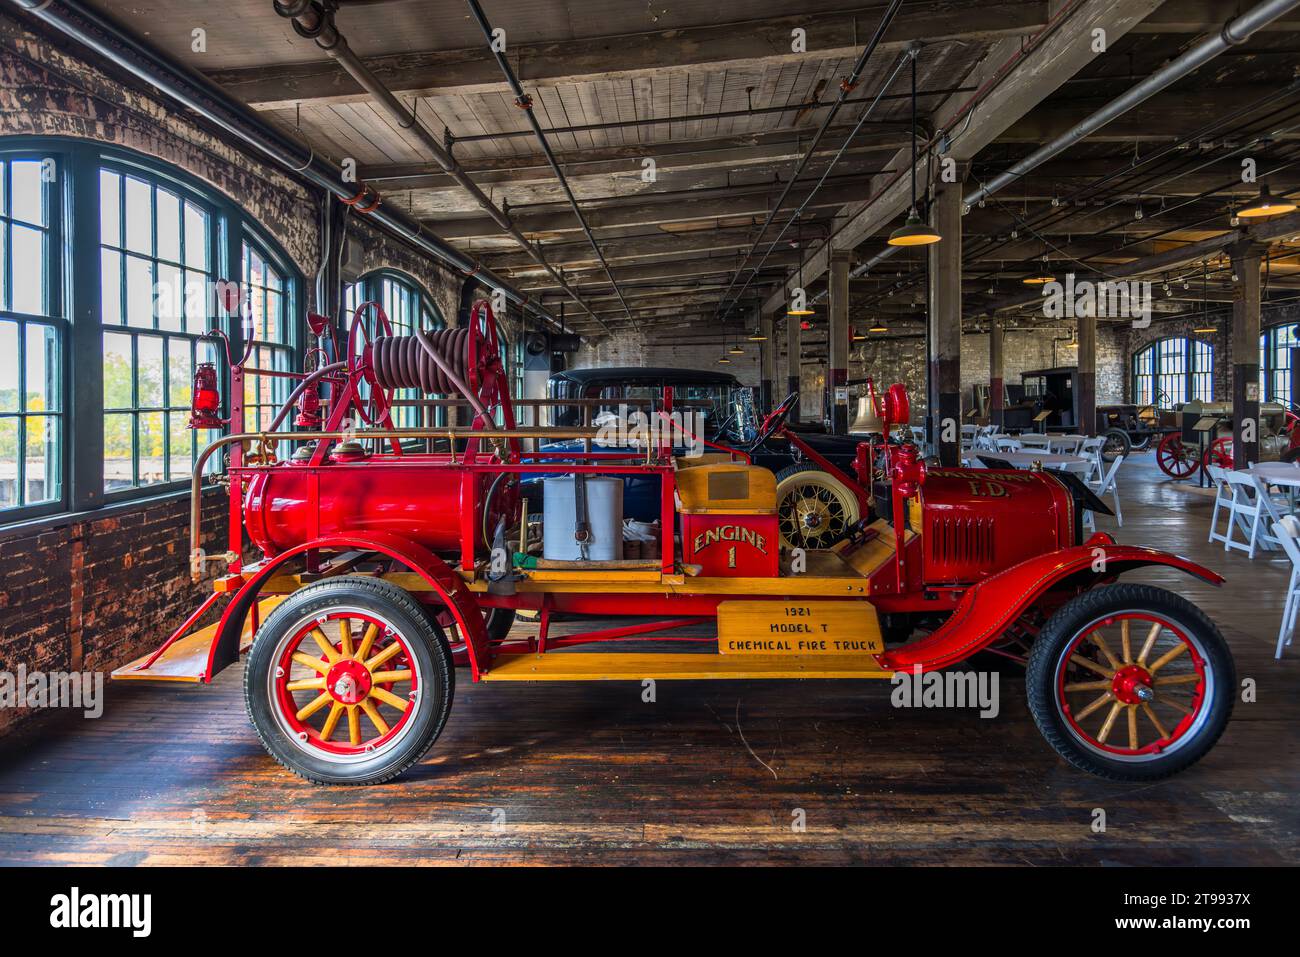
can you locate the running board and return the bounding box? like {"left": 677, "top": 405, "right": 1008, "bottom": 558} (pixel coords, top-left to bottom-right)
{"left": 111, "top": 597, "right": 285, "bottom": 683}
{"left": 481, "top": 652, "right": 895, "bottom": 681}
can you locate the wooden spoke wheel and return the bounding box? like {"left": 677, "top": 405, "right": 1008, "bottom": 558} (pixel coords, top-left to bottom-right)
{"left": 775, "top": 465, "right": 861, "bottom": 550}
{"left": 245, "top": 577, "right": 454, "bottom": 785}
{"left": 1203, "top": 436, "right": 1233, "bottom": 470}
{"left": 1155, "top": 433, "right": 1201, "bottom": 479}
{"left": 1026, "top": 584, "right": 1233, "bottom": 781}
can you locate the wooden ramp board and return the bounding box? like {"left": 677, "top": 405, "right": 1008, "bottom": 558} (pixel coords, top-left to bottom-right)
{"left": 111, "top": 597, "right": 285, "bottom": 683}
{"left": 481, "top": 652, "right": 895, "bottom": 681}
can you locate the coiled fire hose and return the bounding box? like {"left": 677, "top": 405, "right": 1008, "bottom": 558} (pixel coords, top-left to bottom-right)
{"left": 368, "top": 327, "right": 492, "bottom": 423}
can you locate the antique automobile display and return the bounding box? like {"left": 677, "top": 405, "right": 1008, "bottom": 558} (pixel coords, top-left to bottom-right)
{"left": 108, "top": 302, "right": 1236, "bottom": 787}
{"left": 1009, "top": 367, "right": 1150, "bottom": 461}
{"left": 542, "top": 366, "right": 867, "bottom": 548}
{"left": 1154, "top": 399, "right": 1300, "bottom": 478}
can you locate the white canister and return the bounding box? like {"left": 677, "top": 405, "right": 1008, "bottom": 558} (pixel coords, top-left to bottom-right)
{"left": 542, "top": 475, "right": 624, "bottom": 561}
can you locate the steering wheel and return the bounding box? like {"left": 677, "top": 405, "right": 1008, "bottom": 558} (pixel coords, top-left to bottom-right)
{"left": 755, "top": 392, "right": 800, "bottom": 446}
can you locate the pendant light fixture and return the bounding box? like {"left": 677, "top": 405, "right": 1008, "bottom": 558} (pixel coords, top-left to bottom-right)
{"left": 747, "top": 328, "right": 768, "bottom": 341}
{"left": 729, "top": 342, "right": 745, "bottom": 355}
{"left": 869, "top": 319, "right": 889, "bottom": 334}
{"left": 1022, "top": 252, "right": 1055, "bottom": 285}
{"left": 1236, "top": 183, "right": 1297, "bottom": 219}
{"left": 1193, "top": 260, "right": 1216, "bottom": 334}
{"left": 888, "top": 51, "right": 941, "bottom": 247}
{"left": 852, "top": 327, "right": 867, "bottom": 341}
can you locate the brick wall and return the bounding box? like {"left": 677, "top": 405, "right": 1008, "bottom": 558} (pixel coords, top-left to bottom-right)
{"left": 0, "top": 492, "right": 227, "bottom": 735}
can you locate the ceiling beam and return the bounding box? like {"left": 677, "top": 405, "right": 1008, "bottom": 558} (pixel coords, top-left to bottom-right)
{"left": 760, "top": 0, "right": 1170, "bottom": 316}
{"left": 361, "top": 125, "right": 911, "bottom": 191}
{"left": 207, "top": 2, "right": 1051, "bottom": 109}
{"left": 433, "top": 181, "right": 875, "bottom": 240}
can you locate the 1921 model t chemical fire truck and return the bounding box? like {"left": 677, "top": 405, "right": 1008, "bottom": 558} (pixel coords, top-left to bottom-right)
{"left": 112, "top": 301, "right": 1235, "bottom": 786}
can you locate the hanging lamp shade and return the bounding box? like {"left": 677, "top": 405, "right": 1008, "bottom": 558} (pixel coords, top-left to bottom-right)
{"left": 728, "top": 344, "right": 745, "bottom": 355}
{"left": 851, "top": 328, "right": 866, "bottom": 341}
{"left": 717, "top": 355, "right": 732, "bottom": 364}
{"left": 1237, "top": 184, "right": 1297, "bottom": 219}
{"left": 869, "top": 320, "right": 889, "bottom": 333}
{"left": 747, "top": 329, "right": 768, "bottom": 341}
{"left": 887, "top": 210, "right": 941, "bottom": 247}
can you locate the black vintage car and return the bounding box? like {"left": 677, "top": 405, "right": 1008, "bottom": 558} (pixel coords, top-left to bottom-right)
{"left": 540, "top": 367, "right": 867, "bottom": 548}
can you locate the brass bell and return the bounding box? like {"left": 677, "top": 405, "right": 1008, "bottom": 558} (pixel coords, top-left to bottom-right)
{"left": 849, "top": 395, "right": 884, "bottom": 435}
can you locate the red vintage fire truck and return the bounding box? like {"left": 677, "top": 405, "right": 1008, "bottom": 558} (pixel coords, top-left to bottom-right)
{"left": 114, "top": 302, "right": 1234, "bottom": 786}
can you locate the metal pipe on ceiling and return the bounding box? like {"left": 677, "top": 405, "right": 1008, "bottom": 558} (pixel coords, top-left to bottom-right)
{"left": 710, "top": 0, "right": 906, "bottom": 323}
{"left": 270, "top": 0, "right": 614, "bottom": 333}
{"left": 6, "top": 0, "right": 570, "bottom": 331}
{"left": 482, "top": 0, "right": 752, "bottom": 326}
{"left": 844, "top": 0, "right": 1300, "bottom": 288}
{"left": 443, "top": 88, "right": 972, "bottom": 146}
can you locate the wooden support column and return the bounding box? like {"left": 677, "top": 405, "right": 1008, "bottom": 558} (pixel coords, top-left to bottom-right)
{"left": 989, "top": 317, "right": 1005, "bottom": 429}
{"left": 927, "top": 167, "right": 965, "bottom": 466}
{"left": 759, "top": 304, "right": 776, "bottom": 414}
{"left": 1077, "top": 310, "right": 1097, "bottom": 436}
{"left": 786, "top": 308, "right": 801, "bottom": 422}
{"left": 1231, "top": 241, "right": 1265, "bottom": 467}
{"left": 828, "top": 251, "right": 851, "bottom": 435}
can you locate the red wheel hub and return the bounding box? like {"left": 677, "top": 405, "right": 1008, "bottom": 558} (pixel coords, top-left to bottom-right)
{"left": 1110, "top": 664, "right": 1153, "bottom": 705}
{"left": 325, "top": 658, "right": 373, "bottom": 705}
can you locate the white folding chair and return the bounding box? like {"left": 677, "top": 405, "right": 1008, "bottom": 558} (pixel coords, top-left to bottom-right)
{"left": 1018, "top": 433, "right": 1051, "bottom": 451}
{"left": 1088, "top": 453, "right": 1124, "bottom": 527}
{"left": 1272, "top": 515, "right": 1300, "bottom": 658}
{"left": 1077, "top": 436, "right": 1106, "bottom": 483}
{"left": 1052, "top": 434, "right": 1086, "bottom": 455}
{"left": 1221, "top": 469, "right": 1283, "bottom": 558}
{"left": 1206, "top": 464, "right": 1242, "bottom": 549}
{"left": 995, "top": 437, "right": 1022, "bottom": 452}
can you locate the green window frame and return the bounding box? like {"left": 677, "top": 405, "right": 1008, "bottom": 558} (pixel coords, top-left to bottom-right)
{"left": 0, "top": 140, "right": 304, "bottom": 529}
{"left": 0, "top": 153, "right": 65, "bottom": 519}
{"left": 99, "top": 162, "right": 223, "bottom": 492}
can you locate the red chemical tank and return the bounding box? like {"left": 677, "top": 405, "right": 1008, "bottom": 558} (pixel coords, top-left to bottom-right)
{"left": 241, "top": 454, "right": 487, "bottom": 558}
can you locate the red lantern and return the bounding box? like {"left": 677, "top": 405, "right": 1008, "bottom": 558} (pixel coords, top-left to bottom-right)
{"left": 188, "top": 362, "right": 225, "bottom": 429}
{"left": 294, "top": 386, "right": 322, "bottom": 428}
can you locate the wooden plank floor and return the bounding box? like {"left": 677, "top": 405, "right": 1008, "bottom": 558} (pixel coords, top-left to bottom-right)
{"left": 0, "top": 458, "right": 1296, "bottom": 865}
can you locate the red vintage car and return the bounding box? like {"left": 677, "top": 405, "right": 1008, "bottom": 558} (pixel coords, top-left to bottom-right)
{"left": 114, "top": 302, "right": 1235, "bottom": 786}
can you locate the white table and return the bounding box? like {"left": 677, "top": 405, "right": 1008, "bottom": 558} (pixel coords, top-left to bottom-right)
{"left": 964, "top": 450, "right": 1089, "bottom": 470}
{"left": 1251, "top": 462, "right": 1300, "bottom": 511}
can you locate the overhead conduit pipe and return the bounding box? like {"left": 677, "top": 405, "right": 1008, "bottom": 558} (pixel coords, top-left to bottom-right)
{"left": 465, "top": 0, "right": 635, "bottom": 327}
{"left": 6, "top": 0, "right": 571, "bottom": 332}
{"left": 816, "top": 0, "right": 1300, "bottom": 299}
{"left": 270, "top": 0, "right": 614, "bottom": 334}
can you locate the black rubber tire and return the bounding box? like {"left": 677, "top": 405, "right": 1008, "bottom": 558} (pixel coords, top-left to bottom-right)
{"left": 244, "top": 576, "right": 454, "bottom": 786}
{"left": 1026, "top": 583, "right": 1233, "bottom": 782}
{"left": 1130, "top": 433, "right": 1153, "bottom": 451}
{"left": 485, "top": 607, "right": 516, "bottom": 642}
{"left": 1282, "top": 446, "right": 1300, "bottom": 465}
{"left": 1101, "top": 428, "right": 1131, "bottom": 462}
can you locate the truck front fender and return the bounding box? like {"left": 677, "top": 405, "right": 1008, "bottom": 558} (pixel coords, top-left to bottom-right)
{"left": 206, "top": 531, "right": 489, "bottom": 681}
{"left": 878, "top": 534, "right": 1222, "bottom": 672}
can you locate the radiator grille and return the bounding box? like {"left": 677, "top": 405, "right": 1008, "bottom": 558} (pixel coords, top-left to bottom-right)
{"left": 928, "top": 515, "right": 996, "bottom": 569}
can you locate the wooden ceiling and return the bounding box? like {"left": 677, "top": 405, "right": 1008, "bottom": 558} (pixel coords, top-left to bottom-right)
{"left": 86, "top": 0, "right": 1300, "bottom": 336}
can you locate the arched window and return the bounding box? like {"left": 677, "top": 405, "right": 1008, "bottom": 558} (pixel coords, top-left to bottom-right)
{"left": 1131, "top": 336, "right": 1213, "bottom": 406}
{"left": 1261, "top": 323, "right": 1299, "bottom": 404}
{"left": 344, "top": 271, "right": 446, "bottom": 427}
{"left": 1, "top": 140, "right": 303, "bottom": 526}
